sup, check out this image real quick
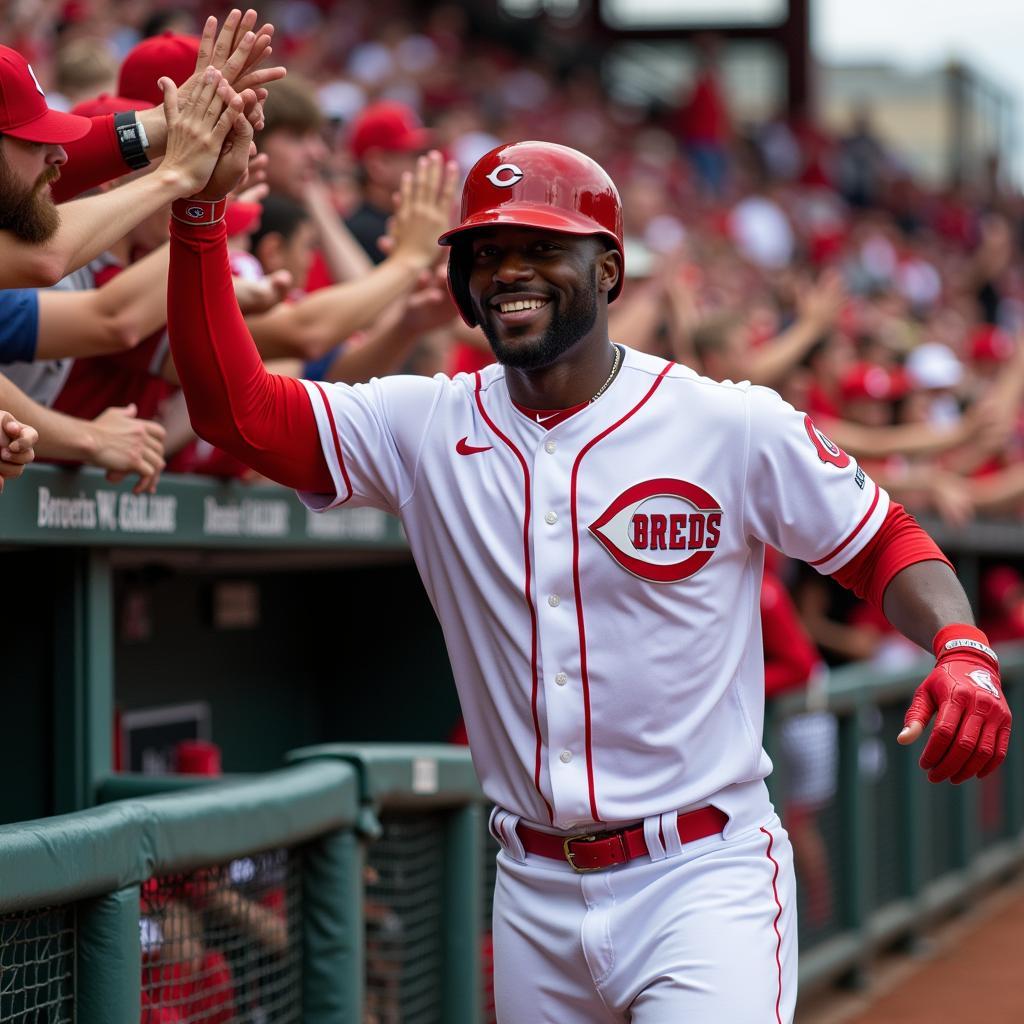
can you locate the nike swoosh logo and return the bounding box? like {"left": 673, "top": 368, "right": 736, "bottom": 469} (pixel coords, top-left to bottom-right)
{"left": 536, "top": 412, "right": 558, "bottom": 424}
{"left": 456, "top": 436, "right": 493, "bottom": 456}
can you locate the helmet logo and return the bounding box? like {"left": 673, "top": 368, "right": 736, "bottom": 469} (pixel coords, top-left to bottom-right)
{"left": 486, "top": 163, "right": 523, "bottom": 188}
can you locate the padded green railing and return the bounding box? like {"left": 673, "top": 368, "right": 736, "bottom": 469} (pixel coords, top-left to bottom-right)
{"left": 0, "top": 761, "right": 359, "bottom": 1024}
{"left": 766, "top": 642, "right": 1024, "bottom": 992}
{"left": 287, "top": 743, "right": 487, "bottom": 1024}
{"left": 2, "top": 678, "right": 1020, "bottom": 1023}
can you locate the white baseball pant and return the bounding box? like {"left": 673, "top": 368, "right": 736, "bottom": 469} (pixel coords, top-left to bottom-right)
{"left": 491, "top": 811, "right": 797, "bottom": 1023}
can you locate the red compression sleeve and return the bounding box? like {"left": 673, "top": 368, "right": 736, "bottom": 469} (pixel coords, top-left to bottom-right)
{"left": 831, "top": 502, "right": 953, "bottom": 612}
{"left": 52, "top": 115, "right": 127, "bottom": 203}
{"left": 167, "top": 217, "right": 333, "bottom": 493}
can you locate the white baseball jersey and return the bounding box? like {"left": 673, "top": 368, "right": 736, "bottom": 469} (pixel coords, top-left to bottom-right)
{"left": 299, "top": 346, "right": 887, "bottom": 833}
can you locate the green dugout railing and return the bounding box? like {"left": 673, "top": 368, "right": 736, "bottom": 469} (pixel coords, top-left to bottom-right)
{"left": 1, "top": 715, "right": 1021, "bottom": 1023}
{"left": 287, "top": 744, "right": 489, "bottom": 1024}
{"left": 0, "top": 760, "right": 359, "bottom": 1024}
{"left": 765, "top": 642, "right": 1024, "bottom": 993}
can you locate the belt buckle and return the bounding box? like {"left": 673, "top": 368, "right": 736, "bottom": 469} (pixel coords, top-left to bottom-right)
{"left": 563, "top": 830, "right": 622, "bottom": 873}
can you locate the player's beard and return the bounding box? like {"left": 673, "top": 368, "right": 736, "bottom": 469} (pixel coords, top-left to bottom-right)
{"left": 0, "top": 157, "right": 60, "bottom": 244}
{"left": 482, "top": 275, "right": 599, "bottom": 372}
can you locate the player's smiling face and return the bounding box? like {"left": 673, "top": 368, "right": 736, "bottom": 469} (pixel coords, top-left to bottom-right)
{"left": 467, "top": 226, "right": 613, "bottom": 371}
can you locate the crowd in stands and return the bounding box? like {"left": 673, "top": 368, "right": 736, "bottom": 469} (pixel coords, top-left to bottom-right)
{"left": 1, "top": 5, "right": 1021, "bottom": 1014}
{"left": 3, "top": 3, "right": 1024, "bottom": 663}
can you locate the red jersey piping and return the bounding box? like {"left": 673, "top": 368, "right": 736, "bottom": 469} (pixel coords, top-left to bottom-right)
{"left": 570, "top": 361, "right": 675, "bottom": 821}
{"left": 311, "top": 381, "right": 354, "bottom": 505}
{"left": 474, "top": 372, "right": 553, "bottom": 823}
{"left": 809, "top": 480, "right": 880, "bottom": 567}
{"left": 761, "top": 825, "right": 785, "bottom": 1024}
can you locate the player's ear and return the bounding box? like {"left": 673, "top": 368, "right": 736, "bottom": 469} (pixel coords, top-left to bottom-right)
{"left": 596, "top": 246, "right": 621, "bottom": 297}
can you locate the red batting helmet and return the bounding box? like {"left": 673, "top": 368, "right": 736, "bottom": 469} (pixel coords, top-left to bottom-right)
{"left": 438, "top": 141, "right": 625, "bottom": 326}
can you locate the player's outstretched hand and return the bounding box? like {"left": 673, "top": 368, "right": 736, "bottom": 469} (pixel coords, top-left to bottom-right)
{"left": 0, "top": 411, "right": 38, "bottom": 494}
{"left": 898, "top": 628, "right": 1011, "bottom": 783}
{"left": 193, "top": 102, "right": 256, "bottom": 202}
{"left": 182, "top": 10, "right": 285, "bottom": 130}
{"left": 90, "top": 404, "right": 167, "bottom": 495}
{"left": 389, "top": 151, "right": 460, "bottom": 272}
{"left": 160, "top": 69, "right": 245, "bottom": 199}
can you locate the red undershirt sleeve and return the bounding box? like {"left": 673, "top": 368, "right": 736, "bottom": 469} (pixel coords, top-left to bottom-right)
{"left": 52, "top": 115, "right": 128, "bottom": 203}
{"left": 831, "top": 502, "right": 953, "bottom": 612}
{"left": 167, "top": 216, "right": 333, "bottom": 493}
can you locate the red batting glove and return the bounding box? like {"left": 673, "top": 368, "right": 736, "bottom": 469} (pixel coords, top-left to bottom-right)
{"left": 898, "top": 624, "right": 1011, "bottom": 784}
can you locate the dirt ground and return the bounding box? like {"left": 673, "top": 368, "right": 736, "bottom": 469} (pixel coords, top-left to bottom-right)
{"left": 797, "top": 875, "right": 1024, "bottom": 1024}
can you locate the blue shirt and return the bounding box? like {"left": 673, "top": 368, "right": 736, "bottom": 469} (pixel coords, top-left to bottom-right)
{"left": 0, "top": 290, "right": 39, "bottom": 364}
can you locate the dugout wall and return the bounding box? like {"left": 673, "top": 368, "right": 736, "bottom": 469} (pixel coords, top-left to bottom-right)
{"left": 1, "top": 466, "right": 458, "bottom": 827}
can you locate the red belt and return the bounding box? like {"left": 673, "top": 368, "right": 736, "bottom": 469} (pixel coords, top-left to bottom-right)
{"left": 516, "top": 806, "right": 729, "bottom": 873}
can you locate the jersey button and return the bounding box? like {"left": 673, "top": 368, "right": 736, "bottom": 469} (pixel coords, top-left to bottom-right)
{"left": 555, "top": 672, "right": 568, "bottom": 686}
{"left": 544, "top": 440, "right": 557, "bottom": 454}
{"left": 548, "top": 594, "right": 560, "bottom": 608}
{"left": 559, "top": 750, "right": 572, "bottom": 764}
{"left": 544, "top": 511, "right": 558, "bottom": 525}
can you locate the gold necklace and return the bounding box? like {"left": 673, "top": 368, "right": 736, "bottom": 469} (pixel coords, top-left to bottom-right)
{"left": 589, "top": 344, "right": 622, "bottom": 404}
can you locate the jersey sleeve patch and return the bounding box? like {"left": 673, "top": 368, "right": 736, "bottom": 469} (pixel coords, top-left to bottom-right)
{"left": 744, "top": 386, "right": 890, "bottom": 571}
{"left": 803, "top": 415, "right": 850, "bottom": 469}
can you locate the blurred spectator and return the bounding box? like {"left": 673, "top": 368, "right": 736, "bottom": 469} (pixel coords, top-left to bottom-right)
{"left": 675, "top": 34, "right": 731, "bottom": 197}
{"left": 836, "top": 105, "right": 888, "bottom": 209}
{"left": 260, "top": 75, "right": 328, "bottom": 202}
{"left": 980, "top": 566, "right": 1024, "bottom": 645}
{"left": 52, "top": 37, "right": 118, "bottom": 110}
{"left": 345, "top": 100, "right": 430, "bottom": 263}
{"left": 249, "top": 193, "right": 317, "bottom": 294}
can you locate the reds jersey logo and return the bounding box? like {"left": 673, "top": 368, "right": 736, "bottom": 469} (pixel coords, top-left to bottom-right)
{"left": 589, "top": 478, "right": 723, "bottom": 583}
{"left": 803, "top": 415, "right": 850, "bottom": 469}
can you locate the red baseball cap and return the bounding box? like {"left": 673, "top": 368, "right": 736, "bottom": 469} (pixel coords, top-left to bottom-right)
{"left": 118, "top": 32, "right": 200, "bottom": 106}
{"left": 70, "top": 92, "right": 154, "bottom": 118}
{"left": 840, "top": 363, "right": 910, "bottom": 403}
{"left": 0, "top": 44, "right": 91, "bottom": 144}
{"left": 349, "top": 100, "right": 430, "bottom": 161}
{"left": 970, "top": 325, "right": 1015, "bottom": 364}
{"left": 224, "top": 199, "right": 262, "bottom": 237}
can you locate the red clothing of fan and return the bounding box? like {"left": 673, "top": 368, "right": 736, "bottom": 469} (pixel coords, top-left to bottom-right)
{"left": 51, "top": 261, "right": 174, "bottom": 421}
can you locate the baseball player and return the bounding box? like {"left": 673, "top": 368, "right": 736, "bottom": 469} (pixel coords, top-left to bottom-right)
{"left": 166, "top": 132, "right": 1011, "bottom": 1021}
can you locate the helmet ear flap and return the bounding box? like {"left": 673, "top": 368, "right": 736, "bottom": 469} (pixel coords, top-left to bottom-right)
{"left": 446, "top": 240, "right": 478, "bottom": 328}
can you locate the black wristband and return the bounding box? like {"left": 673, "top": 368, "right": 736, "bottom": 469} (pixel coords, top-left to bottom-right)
{"left": 113, "top": 111, "right": 150, "bottom": 171}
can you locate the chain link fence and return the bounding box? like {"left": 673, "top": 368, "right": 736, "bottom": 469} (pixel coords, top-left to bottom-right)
{"left": 0, "top": 906, "right": 75, "bottom": 1024}
{"left": 364, "top": 813, "right": 446, "bottom": 1024}
{"left": 140, "top": 848, "right": 303, "bottom": 1024}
